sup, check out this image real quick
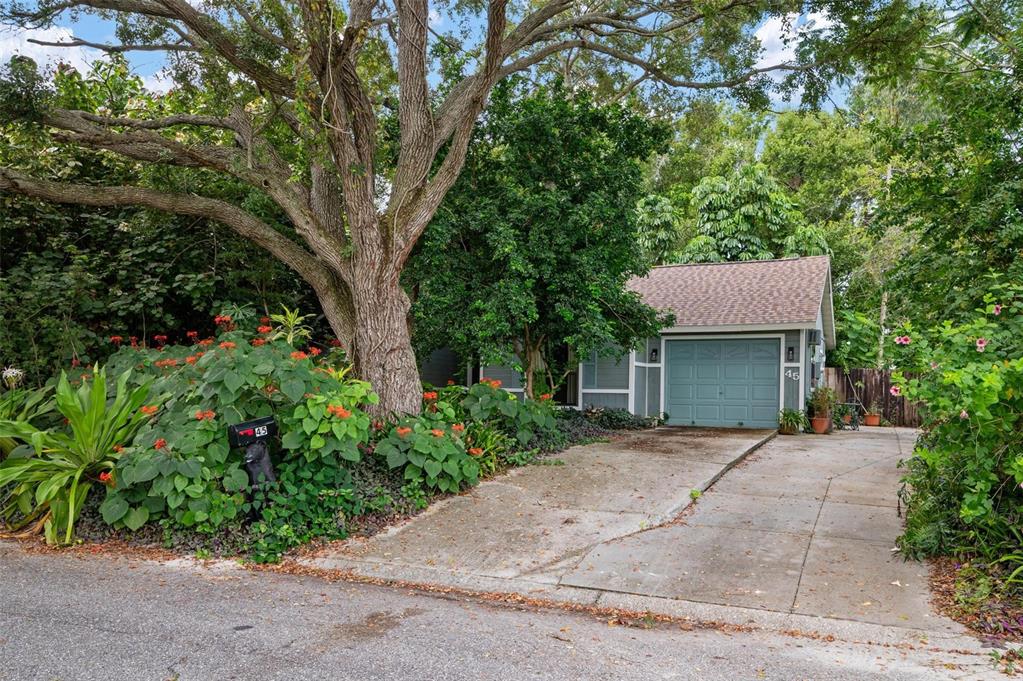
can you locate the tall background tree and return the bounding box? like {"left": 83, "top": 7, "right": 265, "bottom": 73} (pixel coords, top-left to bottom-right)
{"left": 0, "top": 0, "right": 932, "bottom": 413}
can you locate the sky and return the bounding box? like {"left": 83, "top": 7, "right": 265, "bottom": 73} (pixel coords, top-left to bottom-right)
{"left": 0, "top": 7, "right": 840, "bottom": 106}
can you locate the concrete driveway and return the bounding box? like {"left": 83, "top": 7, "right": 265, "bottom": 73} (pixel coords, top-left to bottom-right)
{"left": 311, "top": 426, "right": 967, "bottom": 641}
{"left": 562, "top": 427, "right": 959, "bottom": 633}
{"left": 313, "top": 428, "right": 771, "bottom": 582}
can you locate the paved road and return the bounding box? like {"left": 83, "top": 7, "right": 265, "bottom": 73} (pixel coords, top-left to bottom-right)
{"left": 0, "top": 545, "right": 995, "bottom": 680}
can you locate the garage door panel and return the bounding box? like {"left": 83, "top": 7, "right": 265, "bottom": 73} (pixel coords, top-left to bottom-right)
{"left": 694, "top": 404, "right": 721, "bottom": 421}
{"left": 695, "top": 384, "right": 720, "bottom": 400}
{"left": 722, "top": 405, "right": 750, "bottom": 422}
{"left": 752, "top": 344, "right": 779, "bottom": 361}
{"left": 723, "top": 364, "right": 749, "bottom": 380}
{"left": 723, "top": 384, "right": 749, "bottom": 400}
{"left": 697, "top": 344, "right": 722, "bottom": 360}
{"left": 696, "top": 364, "right": 720, "bottom": 379}
{"left": 665, "top": 339, "right": 780, "bottom": 428}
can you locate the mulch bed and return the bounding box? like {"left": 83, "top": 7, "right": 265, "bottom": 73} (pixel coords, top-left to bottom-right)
{"left": 930, "top": 556, "right": 1023, "bottom": 645}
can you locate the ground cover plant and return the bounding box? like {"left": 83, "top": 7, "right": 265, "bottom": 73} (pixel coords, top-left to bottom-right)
{"left": 0, "top": 308, "right": 648, "bottom": 561}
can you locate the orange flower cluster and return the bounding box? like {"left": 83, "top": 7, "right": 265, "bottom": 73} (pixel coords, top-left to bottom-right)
{"left": 194, "top": 410, "right": 216, "bottom": 421}
{"left": 327, "top": 404, "right": 351, "bottom": 419}
{"left": 112, "top": 445, "right": 125, "bottom": 453}
{"left": 290, "top": 351, "right": 308, "bottom": 361}
{"left": 396, "top": 426, "right": 412, "bottom": 437}
{"left": 430, "top": 428, "right": 445, "bottom": 437}
{"left": 423, "top": 391, "right": 438, "bottom": 401}
{"left": 198, "top": 338, "right": 214, "bottom": 347}
{"left": 219, "top": 341, "right": 236, "bottom": 350}
{"left": 154, "top": 358, "right": 178, "bottom": 369}
{"left": 214, "top": 314, "right": 232, "bottom": 325}
{"left": 257, "top": 325, "right": 273, "bottom": 334}
{"left": 468, "top": 447, "right": 483, "bottom": 457}
{"left": 539, "top": 393, "right": 553, "bottom": 401}
{"left": 479, "top": 378, "right": 502, "bottom": 389}
{"left": 109, "top": 335, "right": 123, "bottom": 345}
{"left": 186, "top": 330, "right": 198, "bottom": 340}
{"left": 251, "top": 338, "right": 266, "bottom": 347}
{"left": 451, "top": 423, "right": 465, "bottom": 433}
{"left": 154, "top": 438, "right": 167, "bottom": 450}
{"left": 99, "top": 471, "right": 114, "bottom": 485}
{"left": 140, "top": 405, "right": 159, "bottom": 416}
{"left": 309, "top": 347, "right": 322, "bottom": 356}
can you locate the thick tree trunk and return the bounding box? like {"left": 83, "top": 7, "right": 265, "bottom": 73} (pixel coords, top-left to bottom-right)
{"left": 345, "top": 273, "right": 423, "bottom": 417}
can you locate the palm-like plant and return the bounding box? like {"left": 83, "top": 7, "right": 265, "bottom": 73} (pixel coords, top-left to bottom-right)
{"left": 0, "top": 366, "right": 154, "bottom": 544}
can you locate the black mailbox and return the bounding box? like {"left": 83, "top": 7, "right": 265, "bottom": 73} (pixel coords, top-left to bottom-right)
{"left": 228, "top": 416, "right": 278, "bottom": 448}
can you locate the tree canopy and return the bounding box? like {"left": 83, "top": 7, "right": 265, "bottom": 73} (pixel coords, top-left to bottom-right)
{"left": 408, "top": 83, "right": 669, "bottom": 397}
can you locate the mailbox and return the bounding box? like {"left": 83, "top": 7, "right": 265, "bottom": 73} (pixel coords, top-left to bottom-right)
{"left": 227, "top": 416, "right": 278, "bottom": 448}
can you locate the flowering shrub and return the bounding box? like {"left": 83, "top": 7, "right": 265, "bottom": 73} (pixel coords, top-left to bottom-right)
{"left": 461, "top": 380, "right": 556, "bottom": 444}
{"left": 93, "top": 305, "right": 375, "bottom": 534}
{"left": 890, "top": 285, "right": 1023, "bottom": 566}
{"left": 374, "top": 420, "right": 480, "bottom": 493}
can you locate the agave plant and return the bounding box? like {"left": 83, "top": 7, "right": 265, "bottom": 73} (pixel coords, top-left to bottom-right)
{"left": 0, "top": 366, "right": 154, "bottom": 544}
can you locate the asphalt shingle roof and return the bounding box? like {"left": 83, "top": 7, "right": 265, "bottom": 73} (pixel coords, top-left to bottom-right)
{"left": 627, "top": 256, "right": 831, "bottom": 328}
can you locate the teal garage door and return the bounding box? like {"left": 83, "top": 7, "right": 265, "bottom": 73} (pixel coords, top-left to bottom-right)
{"left": 665, "top": 339, "right": 780, "bottom": 428}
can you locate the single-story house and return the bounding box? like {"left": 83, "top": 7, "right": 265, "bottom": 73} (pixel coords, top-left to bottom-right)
{"left": 421, "top": 255, "right": 835, "bottom": 429}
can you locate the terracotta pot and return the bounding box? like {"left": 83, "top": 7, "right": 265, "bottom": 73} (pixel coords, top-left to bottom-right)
{"left": 810, "top": 416, "right": 831, "bottom": 434}
{"left": 864, "top": 413, "right": 881, "bottom": 427}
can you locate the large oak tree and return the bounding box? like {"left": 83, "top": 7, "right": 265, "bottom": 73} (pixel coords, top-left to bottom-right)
{"left": 0, "top": 0, "right": 927, "bottom": 414}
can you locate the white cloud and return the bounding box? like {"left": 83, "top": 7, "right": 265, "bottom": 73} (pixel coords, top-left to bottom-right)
{"left": 754, "top": 12, "right": 834, "bottom": 69}
{"left": 140, "top": 71, "right": 174, "bottom": 93}
{"left": 0, "top": 26, "right": 102, "bottom": 73}
{"left": 428, "top": 9, "right": 443, "bottom": 28}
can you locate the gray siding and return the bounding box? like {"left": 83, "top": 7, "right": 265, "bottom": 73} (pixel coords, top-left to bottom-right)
{"left": 646, "top": 369, "right": 661, "bottom": 417}
{"left": 589, "top": 349, "right": 626, "bottom": 386}
{"left": 420, "top": 348, "right": 462, "bottom": 387}
{"left": 481, "top": 362, "right": 523, "bottom": 390}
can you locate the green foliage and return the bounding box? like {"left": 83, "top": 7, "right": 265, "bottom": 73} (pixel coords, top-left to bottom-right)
{"left": 778, "top": 408, "right": 809, "bottom": 433}
{"left": 808, "top": 386, "right": 836, "bottom": 417}
{"left": 0, "top": 60, "right": 322, "bottom": 384}
{"left": 408, "top": 83, "right": 669, "bottom": 394}
{"left": 0, "top": 366, "right": 152, "bottom": 543}
{"left": 679, "top": 164, "right": 821, "bottom": 263}
{"left": 892, "top": 284, "right": 1023, "bottom": 572}
{"left": 374, "top": 421, "right": 479, "bottom": 494}
{"left": 0, "top": 383, "right": 54, "bottom": 458}
{"left": 831, "top": 310, "right": 881, "bottom": 369}
{"left": 98, "top": 311, "right": 377, "bottom": 533}
{"left": 461, "top": 381, "right": 557, "bottom": 445}
{"left": 245, "top": 456, "right": 359, "bottom": 563}
{"left": 581, "top": 406, "right": 659, "bottom": 431}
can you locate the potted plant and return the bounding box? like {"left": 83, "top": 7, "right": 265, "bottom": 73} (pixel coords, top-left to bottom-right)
{"left": 778, "top": 408, "right": 808, "bottom": 435}
{"left": 808, "top": 386, "right": 835, "bottom": 434}
{"left": 833, "top": 402, "right": 853, "bottom": 426}
{"left": 863, "top": 400, "right": 882, "bottom": 426}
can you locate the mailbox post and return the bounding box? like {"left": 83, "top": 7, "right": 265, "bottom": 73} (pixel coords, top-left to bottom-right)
{"left": 227, "top": 417, "right": 279, "bottom": 516}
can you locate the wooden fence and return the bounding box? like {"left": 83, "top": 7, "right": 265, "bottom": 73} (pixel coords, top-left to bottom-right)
{"left": 823, "top": 367, "right": 922, "bottom": 428}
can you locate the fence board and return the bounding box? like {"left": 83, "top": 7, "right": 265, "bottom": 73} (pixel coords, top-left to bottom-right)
{"left": 823, "top": 367, "right": 921, "bottom": 428}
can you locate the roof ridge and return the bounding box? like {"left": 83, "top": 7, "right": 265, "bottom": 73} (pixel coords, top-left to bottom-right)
{"left": 648, "top": 255, "right": 829, "bottom": 270}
